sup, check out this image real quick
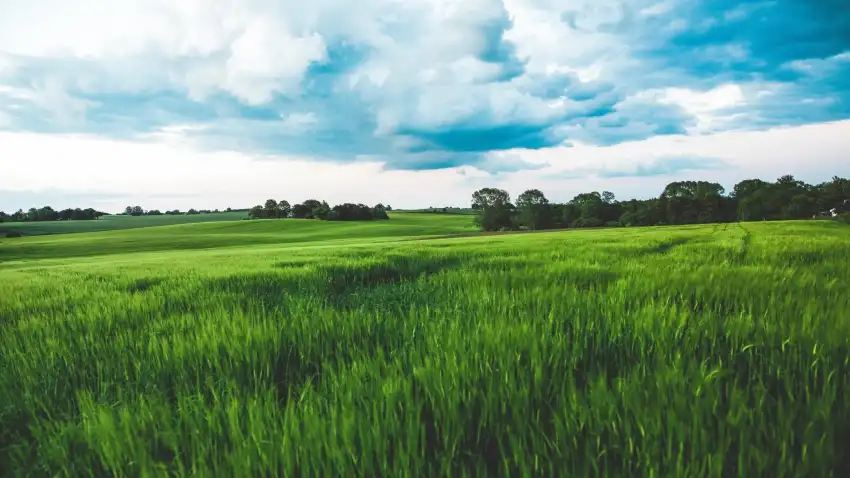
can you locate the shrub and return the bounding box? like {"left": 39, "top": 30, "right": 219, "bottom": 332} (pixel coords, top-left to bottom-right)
{"left": 5, "top": 231, "right": 23, "bottom": 238}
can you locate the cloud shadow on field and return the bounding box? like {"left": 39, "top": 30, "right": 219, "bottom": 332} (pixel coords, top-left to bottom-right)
{"left": 318, "top": 255, "right": 463, "bottom": 304}
{"left": 207, "top": 253, "right": 466, "bottom": 311}
{"left": 640, "top": 237, "right": 694, "bottom": 256}
{"left": 125, "top": 277, "right": 166, "bottom": 294}
{"left": 273, "top": 259, "right": 315, "bottom": 270}
{"left": 560, "top": 267, "right": 620, "bottom": 292}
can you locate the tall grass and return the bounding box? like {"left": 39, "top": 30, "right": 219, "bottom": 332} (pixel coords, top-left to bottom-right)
{"left": 1, "top": 220, "right": 849, "bottom": 476}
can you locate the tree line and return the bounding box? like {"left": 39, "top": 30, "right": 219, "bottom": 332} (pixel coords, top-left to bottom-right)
{"left": 0, "top": 206, "right": 106, "bottom": 223}
{"left": 121, "top": 206, "right": 247, "bottom": 216}
{"left": 471, "top": 175, "right": 850, "bottom": 232}
{"left": 248, "top": 199, "right": 391, "bottom": 221}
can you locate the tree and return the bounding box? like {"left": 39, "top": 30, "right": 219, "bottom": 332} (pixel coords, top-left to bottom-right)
{"left": 264, "top": 199, "right": 279, "bottom": 218}
{"left": 516, "top": 189, "right": 551, "bottom": 230}
{"left": 372, "top": 204, "right": 389, "bottom": 220}
{"left": 560, "top": 203, "right": 581, "bottom": 227}
{"left": 277, "top": 200, "right": 291, "bottom": 219}
{"left": 471, "top": 188, "right": 513, "bottom": 231}
{"left": 732, "top": 179, "right": 768, "bottom": 200}
{"left": 249, "top": 205, "right": 265, "bottom": 219}
{"left": 291, "top": 203, "right": 312, "bottom": 218}
{"left": 290, "top": 199, "right": 325, "bottom": 219}
{"left": 785, "top": 194, "right": 815, "bottom": 219}
{"left": 569, "top": 192, "right": 606, "bottom": 226}
{"left": 313, "top": 201, "right": 331, "bottom": 220}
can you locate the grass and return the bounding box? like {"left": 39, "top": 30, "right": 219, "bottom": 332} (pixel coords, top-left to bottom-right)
{"left": 0, "top": 213, "right": 477, "bottom": 263}
{"left": 1, "top": 217, "right": 849, "bottom": 476}
{"left": 0, "top": 211, "right": 249, "bottom": 237}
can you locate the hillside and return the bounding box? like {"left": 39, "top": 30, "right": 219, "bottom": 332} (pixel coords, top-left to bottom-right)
{"left": 0, "top": 213, "right": 477, "bottom": 263}
{"left": 0, "top": 211, "right": 250, "bottom": 237}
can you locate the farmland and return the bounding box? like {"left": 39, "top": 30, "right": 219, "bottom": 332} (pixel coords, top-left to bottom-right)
{"left": 1, "top": 215, "right": 849, "bottom": 476}
{"left": 0, "top": 211, "right": 250, "bottom": 237}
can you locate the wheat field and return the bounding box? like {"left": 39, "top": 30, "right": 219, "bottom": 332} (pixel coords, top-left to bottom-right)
{"left": 1, "top": 217, "right": 848, "bottom": 476}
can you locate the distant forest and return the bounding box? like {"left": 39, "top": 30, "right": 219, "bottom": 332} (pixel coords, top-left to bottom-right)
{"left": 0, "top": 207, "right": 106, "bottom": 223}
{"left": 2, "top": 175, "right": 848, "bottom": 230}
{"left": 471, "top": 175, "right": 850, "bottom": 232}
{"left": 247, "top": 200, "right": 391, "bottom": 221}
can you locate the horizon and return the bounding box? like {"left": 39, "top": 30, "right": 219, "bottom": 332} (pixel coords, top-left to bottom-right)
{"left": 1, "top": 161, "right": 849, "bottom": 216}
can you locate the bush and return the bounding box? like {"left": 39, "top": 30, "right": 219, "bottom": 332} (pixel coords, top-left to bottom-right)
{"left": 838, "top": 212, "right": 850, "bottom": 225}
{"left": 5, "top": 231, "right": 23, "bottom": 238}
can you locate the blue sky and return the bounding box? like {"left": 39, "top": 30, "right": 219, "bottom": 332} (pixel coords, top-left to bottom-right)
{"left": 1, "top": 0, "right": 849, "bottom": 212}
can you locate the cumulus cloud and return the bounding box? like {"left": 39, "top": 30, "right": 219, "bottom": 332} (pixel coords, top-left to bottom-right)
{"left": 0, "top": 0, "right": 848, "bottom": 172}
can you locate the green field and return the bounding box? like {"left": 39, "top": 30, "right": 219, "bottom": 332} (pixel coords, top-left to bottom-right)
{"left": 0, "top": 213, "right": 477, "bottom": 263}
{"left": 1, "top": 215, "right": 849, "bottom": 476}
{"left": 0, "top": 211, "right": 249, "bottom": 237}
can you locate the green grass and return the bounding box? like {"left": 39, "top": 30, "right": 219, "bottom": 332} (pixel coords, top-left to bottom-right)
{"left": 0, "top": 211, "right": 249, "bottom": 237}
{"left": 0, "top": 213, "right": 477, "bottom": 263}
{"left": 1, "top": 217, "right": 849, "bottom": 476}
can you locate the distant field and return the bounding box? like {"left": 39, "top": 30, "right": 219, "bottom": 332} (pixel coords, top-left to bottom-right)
{"left": 1, "top": 217, "right": 849, "bottom": 476}
{"left": 0, "top": 211, "right": 249, "bottom": 236}
{"left": 0, "top": 212, "right": 477, "bottom": 263}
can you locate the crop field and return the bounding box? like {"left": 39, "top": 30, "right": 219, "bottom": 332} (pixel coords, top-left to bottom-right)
{"left": 1, "top": 216, "right": 849, "bottom": 476}
{"left": 0, "top": 213, "right": 477, "bottom": 263}
{"left": 0, "top": 211, "right": 249, "bottom": 237}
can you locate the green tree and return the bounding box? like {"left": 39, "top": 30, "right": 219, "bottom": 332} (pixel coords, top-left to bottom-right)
{"left": 264, "top": 199, "right": 278, "bottom": 218}
{"left": 569, "top": 192, "right": 606, "bottom": 226}
{"left": 372, "top": 204, "right": 389, "bottom": 220}
{"left": 277, "top": 200, "right": 291, "bottom": 219}
{"left": 516, "top": 189, "right": 551, "bottom": 230}
{"left": 313, "top": 201, "right": 331, "bottom": 220}
{"left": 291, "top": 203, "right": 312, "bottom": 218}
{"left": 471, "top": 188, "right": 513, "bottom": 231}
{"left": 249, "top": 205, "right": 265, "bottom": 219}
{"left": 785, "top": 194, "right": 815, "bottom": 219}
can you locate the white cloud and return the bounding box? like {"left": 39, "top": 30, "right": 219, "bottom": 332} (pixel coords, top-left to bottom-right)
{"left": 633, "top": 83, "right": 747, "bottom": 133}
{"left": 1, "top": 0, "right": 848, "bottom": 185}
{"left": 3, "top": 121, "right": 849, "bottom": 212}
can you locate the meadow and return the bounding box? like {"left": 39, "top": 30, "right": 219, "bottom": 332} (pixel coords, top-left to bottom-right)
{"left": 1, "top": 215, "right": 849, "bottom": 476}
{"left": 0, "top": 211, "right": 249, "bottom": 237}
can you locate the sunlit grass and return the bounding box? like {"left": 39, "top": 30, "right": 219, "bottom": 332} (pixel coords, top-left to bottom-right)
{"left": 1, "top": 219, "right": 849, "bottom": 476}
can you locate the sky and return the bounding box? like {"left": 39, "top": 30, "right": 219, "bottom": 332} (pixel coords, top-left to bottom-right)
{"left": 1, "top": 0, "right": 849, "bottom": 213}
